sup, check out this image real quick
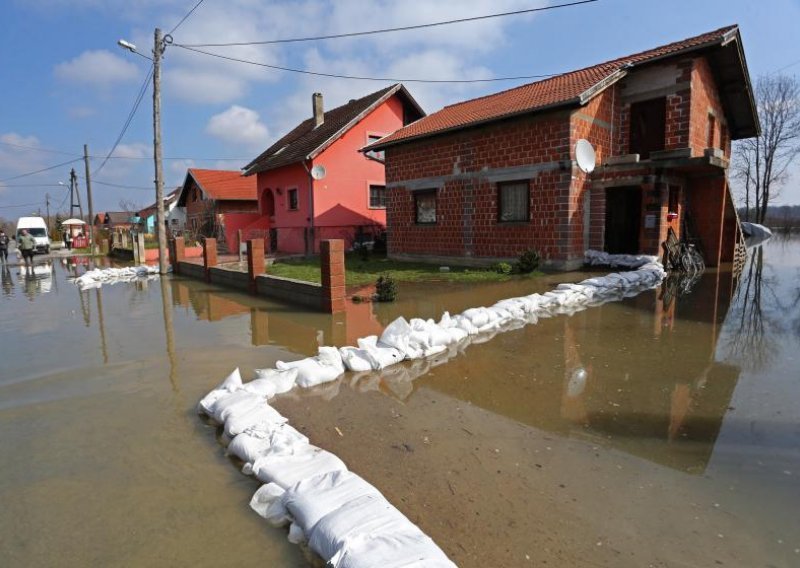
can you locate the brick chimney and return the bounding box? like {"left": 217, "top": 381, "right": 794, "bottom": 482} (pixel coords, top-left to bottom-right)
{"left": 312, "top": 92, "right": 324, "bottom": 128}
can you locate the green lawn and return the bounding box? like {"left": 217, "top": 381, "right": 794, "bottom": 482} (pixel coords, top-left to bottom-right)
{"left": 267, "top": 253, "right": 541, "bottom": 286}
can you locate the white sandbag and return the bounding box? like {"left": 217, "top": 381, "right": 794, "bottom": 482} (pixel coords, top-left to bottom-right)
{"left": 253, "top": 367, "right": 298, "bottom": 395}
{"left": 308, "top": 494, "right": 415, "bottom": 562}
{"left": 276, "top": 346, "right": 345, "bottom": 388}
{"left": 330, "top": 532, "right": 456, "bottom": 568}
{"left": 281, "top": 470, "right": 381, "bottom": 535}
{"left": 249, "top": 482, "right": 291, "bottom": 526}
{"left": 197, "top": 368, "right": 243, "bottom": 416}
{"left": 357, "top": 336, "right": 403, "bottom": 369}
{"left": 288, "top": 522, "right": 306, "bottom": 544}
{"left": 339, "top": 347, "right": 374, "bottom": 373}
{"left": 251, "top": 445, "right": 347, "bottom": 489}
{"left": 210, "top": 390, "right": 266, "bottom": 424}
{"left": 378, "top": 317, "right": 425, "bottom": 359}
{"left": 223, "top": 403, "right": 288, "bottom": 438}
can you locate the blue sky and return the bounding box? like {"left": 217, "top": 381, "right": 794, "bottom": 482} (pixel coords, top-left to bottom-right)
{"left": 1, "top": 0, "right": 799, "bottom": 218}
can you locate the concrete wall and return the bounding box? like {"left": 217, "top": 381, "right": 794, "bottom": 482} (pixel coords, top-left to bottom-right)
{"left": 256, "top": 275, "right": 322, "bottom": 309}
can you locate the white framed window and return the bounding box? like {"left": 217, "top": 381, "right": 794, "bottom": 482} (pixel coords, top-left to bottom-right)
{"left": 365, "top": 134, "right": 385, "bottom": 161}
{"left": 287, "top": 188, "right": 298, "bottom": 210}
{"left": 369, "top": 185, "right": 386, "bottom": 209}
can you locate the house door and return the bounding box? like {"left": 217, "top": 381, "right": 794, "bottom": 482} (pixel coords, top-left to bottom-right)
{"left": 269, "top": 228, "right": 278, "bottom": 252}
{"left": 604, "top": 186, "right": 641, "bottom": 254}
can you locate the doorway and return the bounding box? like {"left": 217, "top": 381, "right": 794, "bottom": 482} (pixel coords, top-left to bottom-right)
{"left": 604, "top": 186, "right": 642, "bottom": 254}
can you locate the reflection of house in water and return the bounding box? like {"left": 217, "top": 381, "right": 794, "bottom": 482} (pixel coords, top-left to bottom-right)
{"left": 170, "top": 279, "right": 383, "bottom": 355}
{"left": 422, "top": 270, "right": 741, "bottom": 474}
{"left": 170, "top": 269, "right": 742, "bottom": 473}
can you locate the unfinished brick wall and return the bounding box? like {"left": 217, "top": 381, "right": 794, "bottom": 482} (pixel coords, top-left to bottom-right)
{"left": 385, "top": 112, "right": 574, "bottom": 264}
{"left": 690, "top": 57, "right": 730, "bottom": 158}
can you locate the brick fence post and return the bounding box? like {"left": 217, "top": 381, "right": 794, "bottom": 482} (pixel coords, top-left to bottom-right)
{"left": 321, "top": 239, "right": 346, "bottom": 313}
{"left": 172, "top": 237, "right": 185, "bottom": 274}
{"left": 203, "top": 238, "right": 218, "bottom": 282}
{"left": 247, "top": 238, "right": 265, "bottom": 293}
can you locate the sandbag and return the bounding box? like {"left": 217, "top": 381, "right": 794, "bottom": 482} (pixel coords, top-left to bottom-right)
{"left": 276, "top": 346, "right": 345, "bottom": 388}
{"left": 244, "top": 368, "right": 299, "bottom": 397}
{"left": 251, "top": 445, "right": 347, "bottom": 489}
{"left": 223, "top": 403, "right": 288, "bottom": 438}
{"left": 281, "top": 470, "right": 381, "bottom": 535}
{"left": 357, "top": 336, "right": 403, "bottom": 369}
{"left": 210, "top": 390, "right": 266, "bottom": 424}
{"left": 197, "top": 368, "right": 243, "bottom": 416}
{"left": 330, "top": 532, "right": 456, "bottom": 568}
{"left": 308, "top": 494, "right": 415, "bottom": 562}
{"left": 249, "top": 482, "right": 290, "bottom": 526}
{"left": 339, "top": 347, "right": 374, "bottom": 372}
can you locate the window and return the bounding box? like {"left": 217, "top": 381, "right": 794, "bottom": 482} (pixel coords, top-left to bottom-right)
{"left": 707, "top": 113, "right": 716, "bottom": 148}
{"left": 629, "top": 97, "right": 666, "bottom": 159}
{"left": 191, "top": 218, "right": 197, "bottom": 231}
{"left": 369, "top": 185, "right": 386, "bottom": 208}
{"left": 288, "top": 188, "right": 298, "bottom": 210}
{"left": 498, "top": 181, "right": 529, "bottom": 222}
{"left": 414, "top": 190, "right": 437, "bottom": 224}
{"left": 365, "top": 135, "right": 385, "bottom": 161}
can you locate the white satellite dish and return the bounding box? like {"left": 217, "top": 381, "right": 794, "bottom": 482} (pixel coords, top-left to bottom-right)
{"left": 310, "top": 164, "right": 327, "bottom": 180}
{"left": 575, "top": 139, "right": 596, "bottom": 173}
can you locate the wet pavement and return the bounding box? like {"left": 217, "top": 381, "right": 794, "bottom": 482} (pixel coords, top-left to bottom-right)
{"left": 1, "top": 237, "right": 799, "bottom": 567}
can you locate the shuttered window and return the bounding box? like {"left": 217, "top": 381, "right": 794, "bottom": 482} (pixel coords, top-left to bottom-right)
{"left": 498, "top": 181, "right": 529, "bottom": 222}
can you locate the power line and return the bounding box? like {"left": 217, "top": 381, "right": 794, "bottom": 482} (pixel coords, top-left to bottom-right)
{"left": 174, "top": 0, "right": 599, "bottom": 47}
{"left": 169, "top": 0, "right": 206, "bottom": 35}
{"left": 0, "top": 141, "right": 79, "bottom": 156}
{"left": 175, "top": 44, "right": 561, "bottom": 83}
{"left": 0, "top": 201, "right": 46, "bottom": 210}
{"left": 0, "top": 158, "right": 82, "bottom": 183}
{"left": 0, "top": 183, "right": 63, "bottom": 188}
{"left": 76, "top": 176, "right": 154, "bottom": 191}
{"left": 93, "top": 64, "right": 155, "bottom": 177}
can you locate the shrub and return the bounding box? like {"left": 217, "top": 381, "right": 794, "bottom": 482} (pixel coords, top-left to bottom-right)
{"left": 514, "top": 249, "right": 540, "bottom": 274}
{"left": 489, "top": 262, "right": 513, "bottom": 275}
{"left": 375, "top": 273, "right": 397, "bottom": 302}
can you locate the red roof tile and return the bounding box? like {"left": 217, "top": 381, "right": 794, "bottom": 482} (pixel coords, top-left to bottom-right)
{"left": 188, "top": 169, "right": 257, "bottom": 201}
{"left": 370, "top": 25, "right": 739, "bottom": 149}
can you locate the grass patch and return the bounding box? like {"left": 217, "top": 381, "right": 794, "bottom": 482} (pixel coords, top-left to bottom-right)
{"left": 268, "top": 253, "right": 542, "bottom": 286}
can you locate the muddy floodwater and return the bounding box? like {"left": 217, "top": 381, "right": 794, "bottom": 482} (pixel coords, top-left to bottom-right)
{"left": 1, "top": 238, "right": 799, "bottom": 567}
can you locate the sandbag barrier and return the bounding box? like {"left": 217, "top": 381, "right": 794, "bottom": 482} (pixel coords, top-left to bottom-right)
{"left": 196, "top": 251, "right": 665, "bottom": 567}
{"left": 71, "top": 265, "right": 164, "bottom": 290}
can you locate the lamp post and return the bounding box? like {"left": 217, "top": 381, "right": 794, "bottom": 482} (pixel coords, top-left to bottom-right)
{"left": 117, "top": 32, "right": 169, "bottom": 274}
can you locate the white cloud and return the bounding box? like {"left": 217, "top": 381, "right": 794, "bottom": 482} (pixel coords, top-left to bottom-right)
{"left": 206, "top": 105, "right": 270, "bottom": 149}
{"left": 0, "top": 133, "right": 49, "bottom": 177}
{"left": 68, "top": 106, "right": 96, "bottom": 119}
{"left": 54, "top": 50, "right": 140, "bottom": 87}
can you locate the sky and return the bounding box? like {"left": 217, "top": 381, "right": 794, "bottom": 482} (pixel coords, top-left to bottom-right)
{"left": 1, "top": 0, "right": 800, "bottom": 220}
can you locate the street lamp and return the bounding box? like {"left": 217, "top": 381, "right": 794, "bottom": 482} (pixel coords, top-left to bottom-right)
{"left": 118, "top": 31, "right": 168, "bottom": 275}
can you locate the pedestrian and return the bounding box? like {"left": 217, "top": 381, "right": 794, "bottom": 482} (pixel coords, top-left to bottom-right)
{"left": 17, "top": 229, "right": 36, "bottom": 270}
{"left": 64, "top": 229, "right": 72, "bottom": 251}
{"left": 0, "top": 230, "right": 9, "bottom": 263}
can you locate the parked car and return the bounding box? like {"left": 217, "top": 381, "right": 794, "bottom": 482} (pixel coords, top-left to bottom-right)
{"left": 16, "top": 216, "right": 51, "bottom": 254}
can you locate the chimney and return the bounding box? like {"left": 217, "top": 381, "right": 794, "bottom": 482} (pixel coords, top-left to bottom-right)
{"left": 312, "top": 92, "right": 324, "bottom": 128}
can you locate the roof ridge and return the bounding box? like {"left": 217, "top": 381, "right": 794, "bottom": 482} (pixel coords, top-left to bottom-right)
{"left": 440, "top": 25, "right": 738, "bottom": 113}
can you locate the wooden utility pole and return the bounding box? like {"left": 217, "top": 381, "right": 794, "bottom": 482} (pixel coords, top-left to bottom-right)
{"left": 45, "top": 193, "right": 51, "bottom": 230}
{"left": 152, "top": 27, "right": 168, "bottom": 274}
{"left": 83, "top": 144, "right": 95, "bottom": 253}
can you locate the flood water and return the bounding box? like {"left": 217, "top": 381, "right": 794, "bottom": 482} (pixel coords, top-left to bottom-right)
{"left": 1, "top": 238, "right": 798, "bottom": 567}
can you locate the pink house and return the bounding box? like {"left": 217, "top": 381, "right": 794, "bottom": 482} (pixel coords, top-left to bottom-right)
{"left": 243, "top": 84, "right": 424, "bottom": 254}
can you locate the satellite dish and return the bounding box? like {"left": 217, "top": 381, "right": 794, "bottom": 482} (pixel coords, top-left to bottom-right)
{"left": 575, "top": 139, "right": 596, "bottom": 173}
{"left": 310, "top": 164, "right": 327, "bottom": 180}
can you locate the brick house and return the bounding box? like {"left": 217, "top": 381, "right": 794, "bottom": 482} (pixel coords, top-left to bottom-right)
{"left": 175, "top": 169, "right": 259, "bottom": 252}
{"left": 243, "top": 84, "right": 424, "bottom": 254}
{"left": 365, "top": 26, "right": 758, "bottom": 270}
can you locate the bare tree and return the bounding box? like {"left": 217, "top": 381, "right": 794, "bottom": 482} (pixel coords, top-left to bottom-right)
{"left": 733, "top": 74, "right": 800, "bottom": 223}
{"left": 118, "top": 198, "right": 140, "bottom": 214}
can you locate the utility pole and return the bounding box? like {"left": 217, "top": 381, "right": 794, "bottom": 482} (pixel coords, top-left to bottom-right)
{"left": 152, "top": 27, "right": 168, "bottom": 274}
{"left": 70, "top": 168, "right": 84, "bottom": 220}
{"left": 45, "top": 193, "right": 51, "bottom": 231}
{"left": 83, "top": 144, "right": 95, "bottom": 253}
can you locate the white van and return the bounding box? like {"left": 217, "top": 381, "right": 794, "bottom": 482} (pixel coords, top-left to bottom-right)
{"left": 16, "top": 216, "right": 51, "bottom": 254}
